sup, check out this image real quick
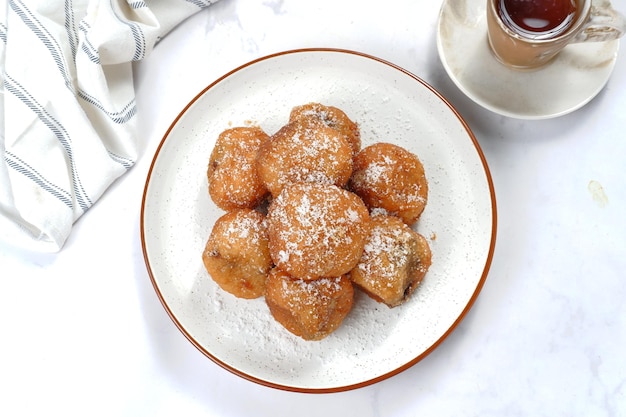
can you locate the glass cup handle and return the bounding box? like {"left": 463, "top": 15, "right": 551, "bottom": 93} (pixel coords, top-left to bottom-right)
{"left": 573, "top": 0, "right": 626, "bottom": 42}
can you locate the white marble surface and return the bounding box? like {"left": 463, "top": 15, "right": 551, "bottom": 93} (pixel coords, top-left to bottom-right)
{"left": 1, "top": 0, "right": 625, "bottom": 415}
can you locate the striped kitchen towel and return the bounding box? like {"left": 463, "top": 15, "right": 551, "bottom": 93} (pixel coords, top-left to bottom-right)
{"left": 0, "top": 0, "right": 220, "bottom": 252}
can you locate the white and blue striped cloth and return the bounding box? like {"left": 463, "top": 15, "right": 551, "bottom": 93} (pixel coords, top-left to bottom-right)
{"left": 0, "top": 0, "right": 219, "bottom": 252}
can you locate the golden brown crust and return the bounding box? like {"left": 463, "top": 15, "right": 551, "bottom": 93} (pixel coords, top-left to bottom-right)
{"left": 208, "top": 126, "right": 270, "bottom": 211}
{"left": 265, "top": 268, "right": 354, "bottom": 340}
{"left": 202, "top": 209, "right": 272, "bottom": 299}
{"left": 349, "top": 215, "right": 432, "bottom": 307}
{"left": 266, "top": 182, "right": 371, "bottom": 281}
{"left": 256, "top": 117, "right": 353, "bottom": 198}
{"left": 202, "top": 104, "right": 433, "bottom": 340}
{"left": 349, "top": 142, "right": 428, "bottom": 225}
{"left": 289, "top": 102, "right": 361, "bottom": 156}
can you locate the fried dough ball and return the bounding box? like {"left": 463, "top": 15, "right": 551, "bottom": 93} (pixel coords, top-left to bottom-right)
{"left": 349, "top": 142, "right": 428, "bottom": 225}
{"left": 265, "top": 268, "right": 354, "bottom": 340}
{"left": 208, "top": 126, "right": 270, "bottom": 210}
{"left": 267, "top": 182, "right": 371, "bottom": 281}
{"left": 202, "top": 209, "right": 271, "bottom": 299}
{"left": 349, "top": 215, "right": 432, "bottom": 308}
{"left": 289, "top": 102, "right": 361, "bottom": 156}
{"left": 256, "top": 117, "right": 353, "bottom": 198}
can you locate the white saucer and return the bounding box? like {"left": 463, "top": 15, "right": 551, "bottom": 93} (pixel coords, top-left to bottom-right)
{"left": 436, "top": 0, "right": 620, "bottom": 119}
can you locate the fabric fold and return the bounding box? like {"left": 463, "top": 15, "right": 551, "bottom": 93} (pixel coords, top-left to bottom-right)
{"left": 0, "top": 0, "right": 220, "bottom": 252}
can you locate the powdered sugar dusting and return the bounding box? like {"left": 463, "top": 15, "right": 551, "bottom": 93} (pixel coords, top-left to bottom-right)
{"left": 267, "top": 182, "right": 369, "bottom": 279}
{"left": 282, "top": 276, "right": 344, "bottom": 309}
{"left": 360, "top": 160, "right": 387, "bottom": 184}
{"left": 350, "top": 142, "right": 428, "bottom": 223}
{"left": 220, "top": 211, "right": 265, "bottom": 248}
{"left": 257, "top": 118, "right": 353, "bottom": 196}
{"left": 358, "top": 221, "right": 413, "bottom": 287}
{"left": 209, "top": 127, "right": 269, "bottom": 208}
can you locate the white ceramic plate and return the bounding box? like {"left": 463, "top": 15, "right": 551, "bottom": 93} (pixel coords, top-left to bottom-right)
{"left": 141, "top": 49, "right": 497, "bottom": 392}
{"left": 436, "top": 0, "right": 620, "bottom": 119}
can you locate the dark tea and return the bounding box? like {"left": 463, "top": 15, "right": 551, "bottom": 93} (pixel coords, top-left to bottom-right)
{"left": 497, "top": 0, "right": 578, "bottom": 39}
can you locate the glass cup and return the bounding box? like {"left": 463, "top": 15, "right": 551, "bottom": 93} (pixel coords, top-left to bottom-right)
{"left": 486, "top": 0, "right": 626, "bottom": 70}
